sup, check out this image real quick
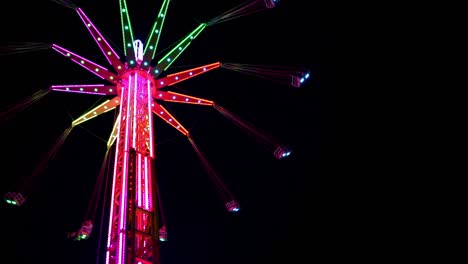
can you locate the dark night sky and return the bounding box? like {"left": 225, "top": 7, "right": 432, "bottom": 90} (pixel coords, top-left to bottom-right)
{"left": 1, "top": 0, "right": 338, "bottom": 263}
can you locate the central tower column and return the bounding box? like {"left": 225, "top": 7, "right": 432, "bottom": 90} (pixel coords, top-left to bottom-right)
{"left": 106, "top": 68, "right": 159, "bottom": 264}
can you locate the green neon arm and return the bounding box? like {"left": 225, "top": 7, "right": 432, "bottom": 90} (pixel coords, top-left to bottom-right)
{"left": 119, "top": 0, "right": 135, "bottom": 61}
{"left": 152, "top": 23, "right": 207, "bottom": 76}
{"left": 142, "top": 0, "right": 171, "bottom": 68}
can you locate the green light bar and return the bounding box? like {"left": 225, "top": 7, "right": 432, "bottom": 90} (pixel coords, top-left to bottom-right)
{"left": 156, "top": 23, "right": 206, "bottom": 72}
{"left": 142, "top": 0, "right": 171, "bottom": 67}
{"left": 119, "top": 0, "right": 135, "bottom": 60}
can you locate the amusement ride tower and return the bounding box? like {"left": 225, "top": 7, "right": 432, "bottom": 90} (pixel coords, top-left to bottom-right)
{"left": 2, "top": 0, "right": 311, "bottom": 263}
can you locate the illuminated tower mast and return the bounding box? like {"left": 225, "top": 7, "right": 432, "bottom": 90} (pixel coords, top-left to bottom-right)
{"left": 44, "top": 0, "right": 291, "bottom": 263}
{"left": 49, "top": 1, "right": 218, "bottom": 263}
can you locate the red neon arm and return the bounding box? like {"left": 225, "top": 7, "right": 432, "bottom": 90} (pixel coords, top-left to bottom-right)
{"left": 155, "top": 62, "right": 221, "bottom": 89}
{"left": 151, "top": 101, "right": 189, "bottom": 136}
{"left": 153, "top": 91, "right": 214, "bottom": 106}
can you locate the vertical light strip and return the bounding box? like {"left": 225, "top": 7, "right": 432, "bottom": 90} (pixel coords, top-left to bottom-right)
{"left": 118, "top": 76, "right": 133, "bottom": 264}
{"left": 144, "top": 157, "right": 150, "bottom": 210}
{"left": 147, "top": 80, "right": 154, "bottom": 158}
{"left": 147, "top": 157, "right": 153, "bottom": 210}
{"left": 137, "top": 153, "right": 142, "bottom": 207}
{"left": 132, "top": 73, "right": 138, "bottom": 147}
{"left": 118, "top": 233, "right": 124, "bottom": 264}
{"left": 106, "top": 86, "right": 125, "bottom": 264}
{"left": 125, "top": 75, "right": 132, "bottom": 152}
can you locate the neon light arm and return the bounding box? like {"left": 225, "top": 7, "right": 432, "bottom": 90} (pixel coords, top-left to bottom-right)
{"left": 141, "top": 0, "right": 171, "bottom": 69}
{"left": 151, "top": 23, "right": 207, "bottom": 77}
{"left": 72, "top": 96, "right": 121, "bottom": 127}
{"left": 107, "top": 114, "right": 120, "bottom": 148}
{"left": 75, "top": 8, "right": 126, "bottom": 75}
{"left": 151, "top": 102, "right": 189, "bottom": 136}
{"left": 51, "top": 44, "right": 119, "bottom": 83}
{"left": 50, "top": 84, "right": 117, "bottom": 96}
{"left": 119, "top": 0, "right": 136, "bottom": 64}
{"left": 154, "top": 91, "right": 213, "bottom": 106}
{"left": 155, "top": 62, "right": 221, "bottom": 89}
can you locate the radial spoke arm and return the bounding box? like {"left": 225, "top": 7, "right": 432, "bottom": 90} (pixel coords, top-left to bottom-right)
{"left": 153, "top": 91, "right": 214, "bottom": 106}
{"left": 51, "top": 44, "right": 120, "bottom": 84}
{"left": 107, "top": 113, "right": 120, "bottom": 148}
{"left": 151, "top": 102, "right": 189, "bottom": 136}
{"left": 119, "top": 0, "right": 136, "bottom": 64}
{"left": 155, "top": 62, "right": 221, "bottom": 89}
{"left": 75, "top": 8, "right": 126, "bottom": 75}
{"left": 50, "top": 84, "right": 117, "bottom": 95}
{"left": 151, "top": 23, "right": 207, "bottom": 78}
{"left": 141, "top": 0, "right": 171, "bottom": 69}
{"left": 72, "top": 96, "right": 121, "bottom": 127}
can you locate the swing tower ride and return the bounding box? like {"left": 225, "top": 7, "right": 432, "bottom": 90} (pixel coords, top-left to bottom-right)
{"left": 7, "top": 0, "right": 296, "bottom": 263}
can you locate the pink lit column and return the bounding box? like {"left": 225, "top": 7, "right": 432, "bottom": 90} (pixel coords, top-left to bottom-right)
{"left": 106, "top": 68, "right": 159, "bottom": 264}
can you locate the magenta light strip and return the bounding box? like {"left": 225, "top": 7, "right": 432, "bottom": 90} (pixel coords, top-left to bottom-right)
{"left": 138, "top": 153, "right": 142, "bottom": 207}
{"left": 118, "top": 233, "right": 124, "bottom": 264}
{"left": 76, "top": 8, "right": 122, "bottom": 61}
{"left": 125, "top": 80, "right": 132, "bottom": 153}
{"left": 51, "top": 44, "right": 113, "bottom": 80}
{"left": 132, "top": 73, "right": 138, "bottom": 148}
{"left": 118, "top": 83, "right": 132, "bottom": 264}
{"left": 51, "top": 88, "right": 107, "bottom": 95}
{"left": 51, "top": 84, "right": 104, "bottom": 87}
{"left": 106, "top": 102, "right": 124, "bottom": 264}
{"left": 147, "top": 81, "right": 154, "bottom": 158}
{"left": 145, "top": 156, "right": 150, "bottom": 210}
